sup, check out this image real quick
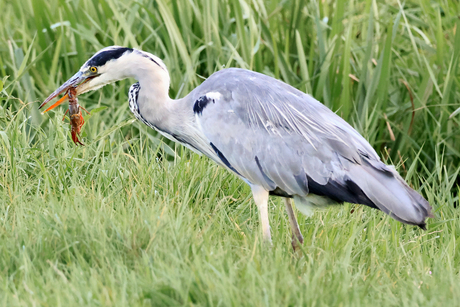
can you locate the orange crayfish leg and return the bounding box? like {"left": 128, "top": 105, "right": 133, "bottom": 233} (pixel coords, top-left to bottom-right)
{"left": 62, "top": 109, "right": 69, "bottom": 121}
{"left": 80, "top": 106, "right": 91, "bottom": 115}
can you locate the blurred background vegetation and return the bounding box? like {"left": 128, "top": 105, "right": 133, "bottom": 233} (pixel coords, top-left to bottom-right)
{"left": 0, "top": 0, "right": 460, "bottom": 305}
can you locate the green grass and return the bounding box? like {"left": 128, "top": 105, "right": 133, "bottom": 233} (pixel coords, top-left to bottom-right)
{"left": 0, "top": 0, "right": 459, "bottom": 305}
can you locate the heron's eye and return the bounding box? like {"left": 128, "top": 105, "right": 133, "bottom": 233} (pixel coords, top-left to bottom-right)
{"left": 90, "top": 66, "right": 98, "bottom": 73}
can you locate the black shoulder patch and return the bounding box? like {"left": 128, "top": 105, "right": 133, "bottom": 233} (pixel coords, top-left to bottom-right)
{"left": 210, "top": 142, "right": 241, "bottom": 176}
{"left": 193, "top": 96, "right": 214, "bottom": 115}
{"left": 87, "top": 47, "right": 133, "bottom": 67}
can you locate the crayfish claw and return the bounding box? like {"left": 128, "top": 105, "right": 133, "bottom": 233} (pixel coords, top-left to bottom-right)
{"left": 71, "top": 131, "right": 84, "bottom": 146}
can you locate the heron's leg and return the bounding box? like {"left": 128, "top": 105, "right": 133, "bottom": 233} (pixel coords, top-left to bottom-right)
{"left": 251, "top": 185, "right": 271, "bottom": 243}
{"left": 284, "top": 198, "right": 304, "bottom": 251}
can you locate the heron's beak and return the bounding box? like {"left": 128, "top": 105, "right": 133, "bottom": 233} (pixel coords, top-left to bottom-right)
{"left": 39, "top": 71, "right": 92, "bottom": 113}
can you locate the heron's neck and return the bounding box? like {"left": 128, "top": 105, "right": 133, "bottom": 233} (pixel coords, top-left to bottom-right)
{"left": 131, "top": 57, "right": 177, "bottom": 132}
{"left": 127, "top": 54, "right": 210, "bottom": 155}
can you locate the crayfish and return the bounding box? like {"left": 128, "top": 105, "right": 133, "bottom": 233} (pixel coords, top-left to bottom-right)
{"left": 62, "top": 87, "right": 90, "bottom": 145}
{"left": 39, "top": 86, "right": 90, "bottom": 146}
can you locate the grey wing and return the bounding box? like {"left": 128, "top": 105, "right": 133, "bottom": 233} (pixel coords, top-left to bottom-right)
{"left": 190, "top": 68, "right": 383, "bottom": 196}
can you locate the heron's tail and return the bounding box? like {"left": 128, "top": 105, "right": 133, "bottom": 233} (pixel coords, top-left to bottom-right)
{"left": 347, "top": 160, "right": 433, "bottom": 229}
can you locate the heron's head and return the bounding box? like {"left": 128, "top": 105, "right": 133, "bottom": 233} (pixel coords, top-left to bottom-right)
{"left": 40, "top": 46, "right": 169, "bottom": 111}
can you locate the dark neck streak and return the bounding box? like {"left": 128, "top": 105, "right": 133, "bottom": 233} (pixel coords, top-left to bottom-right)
{"left": 130, "top": 83, "right": 201, "bottom": 152}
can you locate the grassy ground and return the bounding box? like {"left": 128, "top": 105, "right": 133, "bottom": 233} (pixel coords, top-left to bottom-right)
{"left": 0, "top": 0, "right": 459, "bottom": 305}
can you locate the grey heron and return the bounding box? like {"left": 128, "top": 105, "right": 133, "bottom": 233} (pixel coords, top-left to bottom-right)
{"left": 40, "top": 46, "right": 433, "bottom": 249}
